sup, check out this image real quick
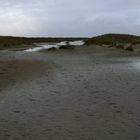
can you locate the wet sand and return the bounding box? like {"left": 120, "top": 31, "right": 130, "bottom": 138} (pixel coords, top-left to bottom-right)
{"left": 0, "top": 46, "right": 140, "bottom": 140}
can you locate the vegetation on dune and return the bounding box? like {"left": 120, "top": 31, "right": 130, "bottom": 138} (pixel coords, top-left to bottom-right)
{"left": 0, "top": 36, "right": 87, "bottom": 48}
{"left": 1, "top": 33, "right": 139, "bottom": 52}
{"left": 85, "top": 34, "right": 140, "bottom": 45}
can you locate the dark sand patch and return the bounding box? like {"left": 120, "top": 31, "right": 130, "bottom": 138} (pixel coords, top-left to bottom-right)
{"left": 0, "top": 60, "right": 50, "bottom": 91}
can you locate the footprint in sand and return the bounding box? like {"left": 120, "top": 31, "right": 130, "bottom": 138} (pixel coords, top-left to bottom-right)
{"left": 114, "top": 110, "right": 121, "bottom": 113}
{"left": 13, "top": 110, "right": 21, "bottom": 113}
{"left": 137, "top": 124, "right": 140, "bottom": 128}
{"left": 4, "top": 134, "right": 11, "bottom": 137}
{"left": 108, "top": 130, "right": 115, "bottom": 135}
{"left": 39, "top": 114, "right": 45, "bottom": 118}
{"left": 28, "top": 98, "right": 37, "bottom": 102}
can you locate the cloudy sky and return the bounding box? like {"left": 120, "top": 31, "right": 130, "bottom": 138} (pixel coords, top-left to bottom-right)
{"left": 0, "top": 0, "right": 140, "bottom": 37}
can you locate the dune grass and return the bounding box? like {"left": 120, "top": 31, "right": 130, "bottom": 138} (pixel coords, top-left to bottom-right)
{"left": 85, "top": 34, "right": 140, "bottom": 45}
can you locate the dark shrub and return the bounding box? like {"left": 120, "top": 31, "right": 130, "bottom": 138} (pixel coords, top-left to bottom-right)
{"left": 116, "top": 45, "right": 124, "bottom": 49}
{"left": 59, "top": 45, "right": 75, "bottom": 50}
{"left": 47, "top": 47, "right": 57, "bottom": 51}
{"left": 125, "top": 46, "right": 134, "bottom": 51}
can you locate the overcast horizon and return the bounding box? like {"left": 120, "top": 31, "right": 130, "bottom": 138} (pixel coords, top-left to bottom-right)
{"left": 0, "top": 0, "right": 140, "bottom": 37}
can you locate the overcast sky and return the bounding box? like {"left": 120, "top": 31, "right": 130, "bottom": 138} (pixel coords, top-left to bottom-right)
{"left": 0, "top": 0, "right": 140, "bottom": 37}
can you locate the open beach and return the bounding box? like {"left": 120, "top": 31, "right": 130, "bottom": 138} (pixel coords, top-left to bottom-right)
{"left": 0, "top": 45, "right": 140, "bottom": 140}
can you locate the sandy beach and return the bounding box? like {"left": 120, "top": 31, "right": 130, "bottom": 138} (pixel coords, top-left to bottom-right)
{"left": 0, "top": 45, "right": 140, "bottom": 140}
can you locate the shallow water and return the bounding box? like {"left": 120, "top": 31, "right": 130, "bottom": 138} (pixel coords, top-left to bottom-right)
{"left": 131, "top": 62, "right": 140, "bottom": 69}
{"left": 25, "top": 44, "right": 58, "bottom": 52}
{"left": 25, "top": 40, "right": 84, "bottom": 52}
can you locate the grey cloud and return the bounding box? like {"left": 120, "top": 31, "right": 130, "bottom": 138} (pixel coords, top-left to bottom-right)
{"left": 0, "top": 0, "right": 140, "bottom": 37}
